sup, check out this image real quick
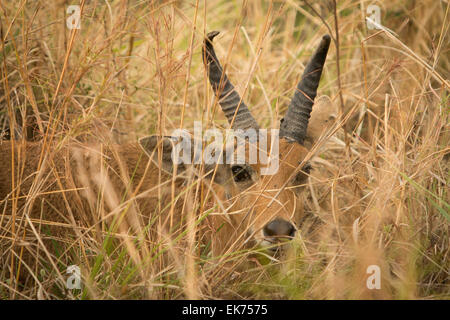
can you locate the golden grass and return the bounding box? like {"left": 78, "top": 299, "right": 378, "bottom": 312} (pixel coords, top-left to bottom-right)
{"left": 0, "top": 0, "right": 448, "bottom": 299}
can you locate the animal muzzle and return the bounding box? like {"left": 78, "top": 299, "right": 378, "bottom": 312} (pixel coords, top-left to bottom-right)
{"left": 261, "top": 218, "right": 296, "bottom": 253}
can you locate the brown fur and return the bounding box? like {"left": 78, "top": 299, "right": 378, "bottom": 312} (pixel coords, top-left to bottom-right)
{"left": 0, "top": 140, "right": 185, "bottom": 282}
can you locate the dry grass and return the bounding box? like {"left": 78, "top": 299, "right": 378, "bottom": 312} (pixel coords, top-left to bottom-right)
{"left": 0, "top": 0, "right": 448, "bottom": 299}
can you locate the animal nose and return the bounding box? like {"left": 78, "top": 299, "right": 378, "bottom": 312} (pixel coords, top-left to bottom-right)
{"left": 263, "top": 218, "right": 296, "bottom": 239}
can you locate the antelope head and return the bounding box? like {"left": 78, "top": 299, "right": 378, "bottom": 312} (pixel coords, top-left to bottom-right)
{"left": 139, "top": 31, "right": 334, "bottom": 255}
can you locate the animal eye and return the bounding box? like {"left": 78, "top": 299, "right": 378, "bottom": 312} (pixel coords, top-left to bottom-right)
{"left": 302, "top": 162, "right": 312, "bottom": 174}
{"left": 231, "top": 165, "right": 251, "bottom": 183}
{"left": 292, "top": 162, "right": 312, "bottom": 186}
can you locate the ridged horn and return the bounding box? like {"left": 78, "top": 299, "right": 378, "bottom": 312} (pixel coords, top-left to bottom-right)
{"left": 279, "top": 34, "right": 331, "bottom": 144}
{"left": 203, "top": 31, "right": 259, "bottom": 130}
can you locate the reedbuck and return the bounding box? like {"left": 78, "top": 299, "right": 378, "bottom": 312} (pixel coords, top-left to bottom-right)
{"left": 0, "top": 32, "right": 334, "bottom": 278}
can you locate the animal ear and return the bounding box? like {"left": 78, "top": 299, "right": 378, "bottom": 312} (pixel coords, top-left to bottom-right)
{"left": 305, "top": 95, "right": 338, "bottom": 146}
{"left": 138, "top": 135, "right": 190, "bottom": 176}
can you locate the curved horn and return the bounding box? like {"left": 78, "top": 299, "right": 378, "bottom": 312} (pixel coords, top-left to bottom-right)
{"left": 279, "top": 34, "right": 331, "bottom": 144}
{"left": 203, "top": 31, "right": 259, "bottom": 130}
